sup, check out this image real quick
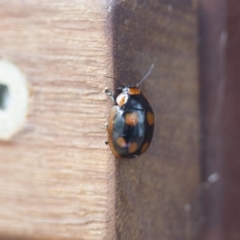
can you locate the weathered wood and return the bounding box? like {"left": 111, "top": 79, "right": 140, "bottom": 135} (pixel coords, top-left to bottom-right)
{"left": 198, "top": 1, "right": 226, "bottom": 239}
{"left": 0, "top": 1, "right": 115, "bottom": 239}
{"left": 199, "top": 0, "right": 240, "bottom": 239}
{"left": 0, "top": 0, "right": 201, "bottom": 239}
{"left": 110, "top": 1, "right": 200, "bottom": 239}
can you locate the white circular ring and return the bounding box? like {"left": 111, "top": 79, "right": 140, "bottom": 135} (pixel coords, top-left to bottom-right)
{"left": 0, "top": 60, "right": 29, "bottom": 140}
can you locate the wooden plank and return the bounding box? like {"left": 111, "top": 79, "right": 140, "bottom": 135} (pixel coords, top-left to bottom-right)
{"left": 0, "top": 1, "right": 115, "bottom": 239}
{"left": 0, "top": 0, "right": 201, "bottom": 239}
{"left": 198, "top": 1, "right": 226, "bottom": 239}
{"left": 199, "top": 0, "right": 240, "bottom": 239}
{"left": 110, "top": 1, "right": 200, "bottom": 239}
{"left": 222, "top": 1, "right": 240, "bottom": 238}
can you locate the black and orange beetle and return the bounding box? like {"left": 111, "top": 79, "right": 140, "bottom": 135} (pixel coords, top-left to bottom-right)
{"left": 104, "top": 65, "right": 154, "bottom": 159}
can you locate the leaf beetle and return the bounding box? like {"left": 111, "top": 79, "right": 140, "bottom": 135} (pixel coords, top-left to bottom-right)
{"left": 105, "top": 64, "right": 154, "bottom": 159}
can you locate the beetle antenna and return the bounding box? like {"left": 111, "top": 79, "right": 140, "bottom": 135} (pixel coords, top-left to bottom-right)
{"left": 104, "top": 76, "right": 126, "bottom": 87}
{"left": 136, "top": 64, "right": 154, "bottom": 87}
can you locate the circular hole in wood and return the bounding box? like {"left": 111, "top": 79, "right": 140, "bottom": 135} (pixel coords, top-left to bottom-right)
{"left": 0, "top": 84, "right": 10, "bottom": 111}
{"left": 0, "top": 60, "right": 30, "bottom": 140}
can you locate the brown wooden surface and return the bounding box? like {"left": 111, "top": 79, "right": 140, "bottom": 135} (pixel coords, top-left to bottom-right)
{"left": 0, "top": 1, "right": 115, "bottom": 239}
{"left": 110, "top": 1, "right": 200, "bottom": 239}
{"left": 0, "top": 0, "right": 201, "bottom": 239}
{"left": 199, "top": 0, "right": 240, "bottom": 239}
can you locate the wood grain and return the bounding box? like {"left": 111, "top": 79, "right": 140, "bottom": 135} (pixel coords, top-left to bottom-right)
{"left": 198, "top": 1, "right": 226, "bottom": 239}
{"left": 109, "top": 1, "right": 201, "bottom": 239}
{"left": 0, "top": 1, "right": 115, "bottom": 239}
{"left": 199, "top": 0, "right": 240, "bottom": 239}
{"left": 0, "top": 0, "right": 201, "bottom": 239}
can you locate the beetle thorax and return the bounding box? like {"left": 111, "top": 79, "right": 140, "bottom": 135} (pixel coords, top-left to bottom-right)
{"left": 116, "top": 92, "right": 128, "bottom": 107}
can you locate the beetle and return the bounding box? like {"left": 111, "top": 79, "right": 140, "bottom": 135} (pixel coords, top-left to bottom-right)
{"left": 104, "top": 64, "right": 154, "bottom": 159}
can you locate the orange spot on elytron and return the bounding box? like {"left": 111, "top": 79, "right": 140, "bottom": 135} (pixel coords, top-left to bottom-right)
{"left": 141, "top": 142, "right": 149, "bottom": 154}
{"left": 147, "top": 112, "right": 154, "bottom": 126}
{"left": 128, "top": 87, "right": 141, "bottom": 95}
{"left": 116, "top": 93, "right": 127, "bottom": 107}
{"left": 129, "top": 142, "right": 138, "bottom": 153}
{"left": 125, "top": 112, "right": 139, "bottom": 126}
{"left": 116, "top": 137, "right": 127, "bottom": 148}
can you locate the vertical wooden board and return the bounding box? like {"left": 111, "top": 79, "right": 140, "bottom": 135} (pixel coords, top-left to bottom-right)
{"left": 199, "top": 0, "right": 240, "bottom": 239}
{"left": 0, "top": 1, "right": 115, "bottom": 239}
{"left": 198, "top": 1, "right": 227, "bottom": 239}
{"left": 109, "top": 1, "right": 200, "bottom": 239}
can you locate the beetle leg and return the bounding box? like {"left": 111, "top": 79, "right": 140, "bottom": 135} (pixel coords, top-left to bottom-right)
{"left": 104, "top": 87, "right": 114, "bottom": 102}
